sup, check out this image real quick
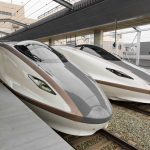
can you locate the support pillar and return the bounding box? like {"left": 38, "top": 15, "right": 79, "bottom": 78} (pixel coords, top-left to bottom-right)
{"left": 94, "top": 30, "right": 103, "bottom": 47}
{"left": 48, "top": 39, "right": 52, "bottom": 46}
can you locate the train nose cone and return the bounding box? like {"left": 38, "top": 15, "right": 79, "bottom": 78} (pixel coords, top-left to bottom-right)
{"left": 84, "top": 106, "right": 112, "bottom": 124}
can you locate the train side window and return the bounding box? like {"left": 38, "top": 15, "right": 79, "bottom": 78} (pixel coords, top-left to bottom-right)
{"left": 82, "top": 47, "right": 100, "bottom": 57}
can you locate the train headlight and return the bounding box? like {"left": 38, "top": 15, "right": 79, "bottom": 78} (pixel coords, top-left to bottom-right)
{"left": 28, "top": 74, "right": 56, "bottom": 95}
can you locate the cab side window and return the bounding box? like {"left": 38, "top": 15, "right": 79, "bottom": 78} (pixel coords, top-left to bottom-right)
{"left": 82, "top": 47, "right": 100, "bottom": 57}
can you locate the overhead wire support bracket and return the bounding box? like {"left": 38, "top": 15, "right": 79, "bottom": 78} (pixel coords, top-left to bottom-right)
{"left": 0, "top": 19, "right": 28, "bottom": 27}
{"left": 53, "top": 0, "right": 73, "bottom": 9}
{"left": 0, "top": 31, "right": 9, "bottom": 35}
{"left": 133, "top": 26, "right": 141, "bottom": 32}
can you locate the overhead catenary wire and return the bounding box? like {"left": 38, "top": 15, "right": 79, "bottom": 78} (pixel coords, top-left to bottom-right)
{"left": 2, "top": 0, "right": 67, "bottom": 31}
{"left": 8, "top": 0, "right": 42, "bottom": 23}
{"left": 1, "top": 0, "right": 33, "bottom": 28}
{"left": 3, "top": 0, "right": 54, "bottom": 29}
{"left": 38, "top": 3, "right": 60, "bottom": 19}
{"left": 15, "top": 0, "right": 33, "bottom": 14}
{"left": 20, "top": 0, "right": 54, "bottom": 22}
{"left": 5, "top": 0, "right": 73, "bottom": 26}
{"left": 37, "top": 0, "right": 79, "bottom": 20}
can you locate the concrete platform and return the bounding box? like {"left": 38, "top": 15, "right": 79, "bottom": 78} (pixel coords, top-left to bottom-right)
{"left": 0, "top": 83, "right": 74, "bottom": 150}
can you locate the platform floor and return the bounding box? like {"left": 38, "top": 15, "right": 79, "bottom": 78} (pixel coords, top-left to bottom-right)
{"left": 0, "top": 83, "right": 74, "bottom": 150}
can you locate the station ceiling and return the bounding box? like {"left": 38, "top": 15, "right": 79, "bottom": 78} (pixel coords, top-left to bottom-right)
{"left": 1, "top": 0, "right": 150, "bottom": 41}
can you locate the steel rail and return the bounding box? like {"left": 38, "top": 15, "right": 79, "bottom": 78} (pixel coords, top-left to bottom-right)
{"left": 99, "top": 129, "right": 138, "bottom": 150}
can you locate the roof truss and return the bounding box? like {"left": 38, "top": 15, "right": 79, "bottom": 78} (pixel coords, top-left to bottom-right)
{"left": 53, "top": 0, "right": 73, "bottom": 9}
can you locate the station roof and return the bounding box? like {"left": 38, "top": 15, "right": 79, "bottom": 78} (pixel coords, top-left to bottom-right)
{"left": 1, "top": 0, "right": 150, "bottom": 41}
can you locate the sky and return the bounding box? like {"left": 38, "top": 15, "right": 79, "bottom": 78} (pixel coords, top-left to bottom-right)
{"left": 0, "top": 0, "right": 59, "bottom": 19}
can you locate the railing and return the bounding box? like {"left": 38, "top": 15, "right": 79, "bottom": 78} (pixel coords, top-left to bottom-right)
{"left": 122, "top": 32, "right": 138, "bottom": 64}
{"left": 38, "top": 0, "right": 80, "bottom": 20}
{"left": 123, "top": 47, "right": 137, "bottom": 64}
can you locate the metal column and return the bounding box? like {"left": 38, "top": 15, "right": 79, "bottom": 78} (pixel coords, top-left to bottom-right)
{"left": 133, "top": 27, "right": 141, "bottom": 66}
{"left": 94, "top": 30, "right": 103, "bottom": 47}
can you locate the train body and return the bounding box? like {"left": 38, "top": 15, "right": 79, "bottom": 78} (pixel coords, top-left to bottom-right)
{"left": 53, "top": 45, "right": 150, "bottom": 103}
{"left": 0, "top": 41, "right": 112, "bottom": 136}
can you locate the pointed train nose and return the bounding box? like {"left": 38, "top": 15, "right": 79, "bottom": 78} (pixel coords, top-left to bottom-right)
{"left": 82, "top": 105, "right": 112, "bottom": 124}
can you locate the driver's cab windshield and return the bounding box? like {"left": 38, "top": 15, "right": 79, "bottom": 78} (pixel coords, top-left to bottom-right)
{"left": 14, "top": 42, "right": 67, "bottom": 63}
{"left": 77, "top": 45, "right": 120, "bottom": 61}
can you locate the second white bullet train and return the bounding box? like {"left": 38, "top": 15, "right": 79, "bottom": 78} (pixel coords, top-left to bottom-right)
{"left": 76, "top": 44, "right": 150, "bottom": 83}
{"left": 53, "top": 45, "right": 150, "bottom": 104}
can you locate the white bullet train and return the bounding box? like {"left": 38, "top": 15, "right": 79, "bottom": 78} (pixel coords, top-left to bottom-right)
{"left": 53, "top": 45, "right": 150, "bottom": 104}
{"left": 0, "top": 40, "right": 112, "bottom": 136}
{"left": 76, "top": 44, "right": 150, "bottom": 83}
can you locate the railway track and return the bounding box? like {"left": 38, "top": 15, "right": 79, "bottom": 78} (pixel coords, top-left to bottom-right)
{"left": 99, "top": 129, "right": 138, "bottom": 150}
{"left": 58, "top": 100, "right": 149, "bottom": 150}
{"left": 58, "top": 129, "right": 138, "bottom": 150}
{"left": 111, "top": 101, "right": 150, "bottom": 116}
